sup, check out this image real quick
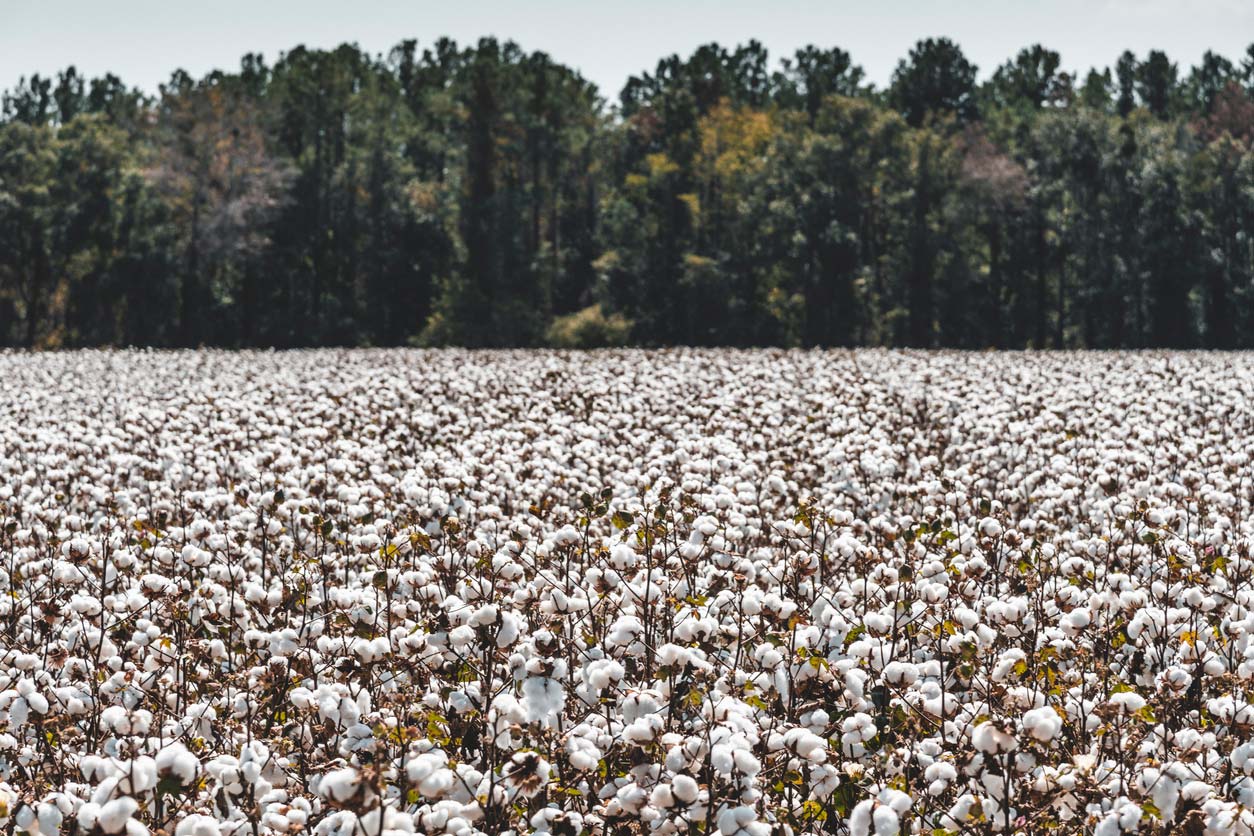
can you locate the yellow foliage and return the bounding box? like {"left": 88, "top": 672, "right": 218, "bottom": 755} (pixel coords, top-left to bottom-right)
{"left": 678, "top": 192, "right": 700, "bottom": 221}
{"left": 645, "top": 152, "right": 680, "bottom": 180}
{"left": 696, "top": 99, "right": 774, "bottom": 185}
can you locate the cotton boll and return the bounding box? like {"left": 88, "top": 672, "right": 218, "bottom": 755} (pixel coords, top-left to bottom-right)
{"left": 522, "top": 677, "right": 565, "bottom": 727}
{"left": 96, "top": 798, "right": 138, "bottom": 835}
{"left": 978, "top": 518, "right": 1003, "bottom": 538}
{"left": 317, "top": 768, "right": 362, "bottom": 804}
{"left": 175, "top": 816, "right": 221, "bottom": 836}
{"left": 783, "top": 727, "right": 827, "bottom": 763}
{"left": 925, "top": 761, "right": 957, "bottom": 795}
{"left": 671, "top": 774, "right": 699, "bottom": 804}
{"left": 1021, "top": 706, "right": 1063, "bottom": 743}
{"left": 849, "top": 800, "right": 875, "bottom": 836}
{"left": 717, "top": 806, "right": 769, "bottom": 836}
{"left": 610, "top": 544, "right": 639, "bottom": 570}
{"left": 155, "top": 741, "right": 200, "bottom": 786}
{"left": 585, "top": 659, "right": 624, "bottom": 692}
{"left": 882, "top": 662, "right": 918, "bottom": 686}
{"left": 871, "top": 806, "right": 900, "bottom": 836}
{"left": 1107, "top": 692, "right": 1148, "bottom": 715}
{"left": 972, "top": 721, "right": 1018, "bottom": 754}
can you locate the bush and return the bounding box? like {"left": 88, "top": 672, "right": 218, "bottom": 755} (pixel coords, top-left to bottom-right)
{"left": 545, "top": 304, "right": 634, "bottom": 348}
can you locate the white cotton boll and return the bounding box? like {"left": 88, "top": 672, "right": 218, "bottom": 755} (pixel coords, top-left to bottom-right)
{"left": 175, "top": 816, "right": 222, "bottom": 836}
{"left": 1022, "top": 706, "right": 1063, "bottom": 742}
{"left": 496, "top": 613, "right": 521, "bottom": 648}
{"left": 553, "top": 525, "right": 580, "bottom": 547}
{"left": 611, "top": 783, "right": 648, "bottom": 816}
{"left": 841, "top": 713, "right": 878, "bottom": 749}
{"left": 180, "top": 545, "right": 211, "bottom": 567}
{"left": 624, "top": 716, "right": 662, "bottom": 745}
{"left": 610, "top": 544, "right": 639, "bottom": 570}
{"left": 118, "top": 757, "right": 158, "bottom": 794}
{"left": 621, "top": 690, "right": 661, "bottom": 722}
{"left": 672, "top": 774, "right": 699, "bottom": 804}
{"left": 882, "top": 662, "right": 918, "bottom": 686}
{"left": 978, "top": 517, "right": 1002, "bottom": 538}
{"left": 96, "top": 798, "right": 138, "bottom": 835}
{"left": 77, "top": 804, "right": 102, "bottom": 833}
{"left": 522, "top": 677, "right": 565, "bottom": 726}
{"left": 405, "top": 750, "right": 449, "bottom": 790}
{"left": 1234, "top": 742, "right": 1254, "bottom": 774}
{"left": 717, "top": 806, "right": 768, "bottom": 836}
{"left": 25, "top": 802, "right": 64, "bottom": 836}
{"left": 849, "top": 800, "right": 875, "bottom": 836}
{"left": 586, "top": 659, "right": 624, "bottom": 691}
{"left": 972, "top": 721, "right": 1018, "bottom": 754}
{"left": 862, "top": 612, "right": 892, "bottom": 635}
{"left": 656, "top": 643, "right": 688, "bottom": 667}
{"left": 872, "top": 806, "right": 900, "bottom": 836}
{"left": 448, "top": 625, "right": 475, "bottom": 649}
{"left": 784, "top": 727, "right": 827, "bottom": 763}
{"left": 1181, "top": 781, "right": 1211, "bottom": 801}
{"left": 1063, "top": 608, "right": 1091, "bottom": 632}
{"left": 156, "top": 741, "right": 200, "bottom": 785}
{"left": 1108, "top": 692, "right": 1147, "bottom": 715}
{"left": 734, "top": 748, "right": 760, "bottom": 777}
{"left": 317, "top": 768, "right": 361, "bottom": 803}
{"left": 567, "top": 735, "right": 602, "bottom": 771}
{"left": 470, "top": 604, "right": 499, "bottom": 627}
{"left": 8, "top": 698, "right": 28, "bottom": 729}
{"left": 416, "top": 767, "right": 454, "bottom": 800}
{"left": 80, "top": 755, "right": 114, "bottom": 782}
{"left": 925, "top": 761, "right": 957, "bottom": 795}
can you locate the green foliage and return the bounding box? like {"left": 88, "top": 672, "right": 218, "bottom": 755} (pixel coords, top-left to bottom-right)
{"left": 4, "top": 37, "right": 1254, "bottom": 348}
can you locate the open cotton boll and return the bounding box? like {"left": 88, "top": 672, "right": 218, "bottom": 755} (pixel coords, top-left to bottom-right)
{"left": 871, "top": 806, "right": 901, "bottom": 836}
{"left": 1107, "top": 692, "right": 1148, "bottom": 715}
{"left": 156, "top": 742, "right": 200, "bottom": 785}
{"left": 584, "top": 659, "right": 624, "bottom": 691}
{"left": 978, "top": 517, "right": 1002, "bottom": 538}
{"left": 671, "top": 774, "right": 699, "bottom": 805}
{"left": 317, "top": 768, "right": 362, "bottom": 804}
{"left": 95, "top": 798, "right": 139, "bottom": 835}
{"left": 972, "top": 721, "right": 1018, "bottom": 754}
{"left": 609, "top": 544, "right": 639, "bottom": 570}
{"left": 716, "top": 806, "right": 769, "bottom": 836}
{"left": 783, "top": 727, "right": 828, "bottom": 763}
{"left": 175, "top": 816, "right": 222, "bottom": 836}
{"left": 1021, "top": 706, "right": 1063, "bottom": 742}
{"left": 925, "top": 761, "right": 958, "bottom": 795}
{"left": 522, "top": 677, "right": 565, "bottom": 727}
{"left": 566, "top": 735, "right": 603, "bottom": 771}
{"left": 15, "top": 801, "right": 64, "bottom": 836}
{"left": 849, "top": 800, "right": 877, "bottom": 836}
{"left": 881, "top": 661, "right": 918, "bottom": 686}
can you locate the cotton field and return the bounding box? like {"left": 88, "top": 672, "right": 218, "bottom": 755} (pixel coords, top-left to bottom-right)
{"left": 5, "top": 349, "right": 1254, "bottom": 836}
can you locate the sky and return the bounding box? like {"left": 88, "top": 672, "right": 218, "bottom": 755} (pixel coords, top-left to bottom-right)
{"left": 3, "top": 0, "right": 1253, "bottom": 101}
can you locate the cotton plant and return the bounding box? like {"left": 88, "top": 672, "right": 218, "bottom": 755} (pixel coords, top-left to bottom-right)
{"left": 3, "top": 349, "right": 1254, "bottom": 833}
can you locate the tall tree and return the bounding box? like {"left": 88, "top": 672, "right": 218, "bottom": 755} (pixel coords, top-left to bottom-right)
{"left": 890, "top": 38, "right": 978, "bottom": 127}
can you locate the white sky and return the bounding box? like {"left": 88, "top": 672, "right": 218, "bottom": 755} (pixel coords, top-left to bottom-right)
{"left": 3, "top": 0, "right": 1252, "bottom": 100}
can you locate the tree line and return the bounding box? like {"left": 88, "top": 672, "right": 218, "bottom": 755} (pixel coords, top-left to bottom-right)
{"left": 4, "top": 37, "right": 1254, "bottom": 348}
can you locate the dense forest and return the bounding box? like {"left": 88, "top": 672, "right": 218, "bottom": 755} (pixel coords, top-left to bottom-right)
{"left": 4, "top": 37, "right": 1254, "bottom": 348}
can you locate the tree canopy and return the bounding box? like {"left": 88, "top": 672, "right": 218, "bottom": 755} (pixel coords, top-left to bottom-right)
{"left": 4, "top": 37, "right": 1254, "bottom": 348}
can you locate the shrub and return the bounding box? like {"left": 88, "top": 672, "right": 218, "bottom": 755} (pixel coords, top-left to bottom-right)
{"left": 545, "top": 304, "right": 633, "bottom": 348}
